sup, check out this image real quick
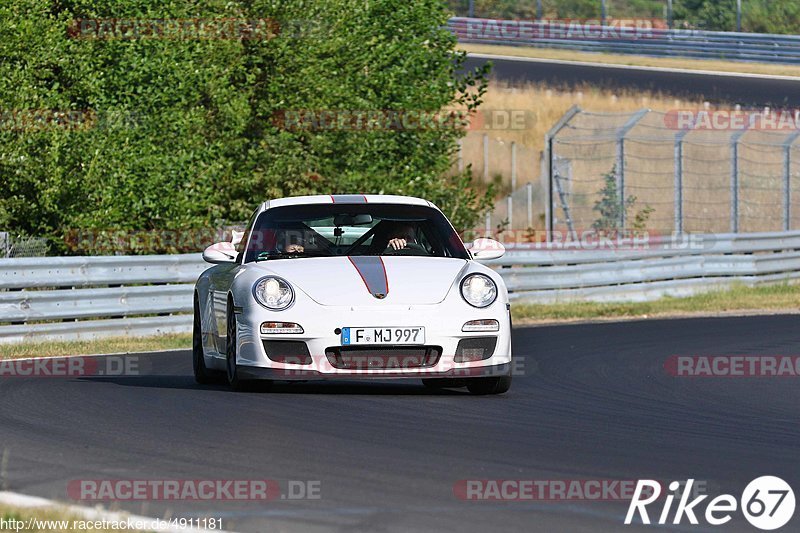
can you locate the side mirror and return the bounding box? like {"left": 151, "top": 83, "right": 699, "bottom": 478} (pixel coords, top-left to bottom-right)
{"left": 469, "top": 238, "right": 505, "bottom": 261}
{"left": 203, "top": 242, "right": 238, "bottom": 264}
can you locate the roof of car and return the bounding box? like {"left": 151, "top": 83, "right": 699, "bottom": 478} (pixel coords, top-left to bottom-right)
{"left": 262, "top": 194, "right": 437, "bottom": 211}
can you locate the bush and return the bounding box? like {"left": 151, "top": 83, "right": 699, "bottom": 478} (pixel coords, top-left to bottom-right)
{"left": 0, "top": 0, "right": 491, "bottom": 254}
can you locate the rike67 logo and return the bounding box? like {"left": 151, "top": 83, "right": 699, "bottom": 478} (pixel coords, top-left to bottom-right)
{"left": 625, "top": 477, "right": 795, "bottom": 530}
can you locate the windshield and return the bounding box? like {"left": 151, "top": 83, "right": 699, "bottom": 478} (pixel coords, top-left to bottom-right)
{"left": 239, "top": 204, "right": 468, "bottom": 262}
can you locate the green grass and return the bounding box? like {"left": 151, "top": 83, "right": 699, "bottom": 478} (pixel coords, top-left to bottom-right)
{"left": 512, "top": 283, "right": 800, "bottom": 322}
{"left": 0, "top": 333, "right": 191, "bottom": 360}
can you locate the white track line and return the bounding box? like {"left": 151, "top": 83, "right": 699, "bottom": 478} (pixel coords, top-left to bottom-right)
{"left": 467, "top": 52, "right": 800, "bottom": 81}
{"left": 0, "top": 491, "right": 235, "bottom": 533}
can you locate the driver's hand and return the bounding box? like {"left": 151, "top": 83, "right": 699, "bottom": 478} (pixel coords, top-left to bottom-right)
{"left": 285, "top": 244, "right": 304, "bottom": 253}
{"left": 388, "top": 238, "right": 407, "bottom": 250}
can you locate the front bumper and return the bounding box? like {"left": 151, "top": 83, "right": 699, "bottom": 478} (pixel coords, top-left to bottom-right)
{"left": 233, "top": 302, "right": 512, "bottom": 380}
{"left": 236, "top": 362, "right": 512, "bottom": 381}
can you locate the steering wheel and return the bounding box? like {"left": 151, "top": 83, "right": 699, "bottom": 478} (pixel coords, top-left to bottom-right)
{"left": 382, "top": 243, "right": 427, "bottom": 256}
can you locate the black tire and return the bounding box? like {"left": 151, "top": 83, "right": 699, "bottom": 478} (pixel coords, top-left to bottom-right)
{"left": 466, "top": 375, "right": 512, "bottom": 395}
{"left": 421, "top": 378, "right": 466, "bottom": 389}
{"left": 226, "top": 302, "right": 248, "bottom": 391}
{"left": 193, "top": 296, "right": 215, "bottom": 385}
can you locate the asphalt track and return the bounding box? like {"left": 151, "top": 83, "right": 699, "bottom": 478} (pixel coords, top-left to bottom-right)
{"left": 465, "top": 54, "right": 800, "bottom": 107}
{"left": 1, "top": 315, "right": 799, "bottom": 532}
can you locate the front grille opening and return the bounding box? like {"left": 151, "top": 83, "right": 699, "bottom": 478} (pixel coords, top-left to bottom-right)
{"left": 263, "top": 340, "right": 312, "bottom": 365}
{"left": 454, "top": 337, "right": 497, "bottom": 362}
{"left": 325, "top": 345, "right": 442, "bottom": 370}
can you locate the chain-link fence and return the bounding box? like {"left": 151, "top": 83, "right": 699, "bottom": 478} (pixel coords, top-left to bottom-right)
{"left": 0, "top": 232, "right": 49, "bottom": 258}
{"left": 458, "top": 132, "right": 540, "bottom": 191}
{"left": 543, "top": 107, "right": 800, "bottom": 236}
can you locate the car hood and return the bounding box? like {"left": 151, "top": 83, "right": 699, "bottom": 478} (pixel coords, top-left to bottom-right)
{"left": 250, "top": 256, "right": 469, "bottom": 306}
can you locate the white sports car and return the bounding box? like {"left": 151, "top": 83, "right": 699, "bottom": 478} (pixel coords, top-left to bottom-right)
{"left": 193, "top": 194, "right": 512, "bottom": 395}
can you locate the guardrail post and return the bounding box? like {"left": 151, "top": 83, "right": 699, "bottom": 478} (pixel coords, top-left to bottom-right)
{"left": 544, "top": 105, "right": 581, "bottom": 242}
{"left": 601, "top": 0, "right": 607, "bottom": 25}
{"left": 511, "top": 141, "right": 517, "bottom": 190}
{"left": 783, "top": 130, "right": 800, "bottom": 231}
{"left": 616, "top": 109, "right": 649, "bottom": 230}
{"left": 730, "top": 126, "right": 749, "bottom": 233}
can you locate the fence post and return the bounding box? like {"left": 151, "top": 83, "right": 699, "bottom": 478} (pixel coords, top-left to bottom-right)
{"left": 457, "top": 138, "right": 464, "bottom": 173}
{"left": 485, "top": 212, "right": 491, "bottom": 237}
{"left": 544, "top": 105, "right": 581, "bottom": 242}
{"left": 674, "top": 128, "right": 691, "bottom": 234}
{"left": 736, "top": 0, "right": 742, "bottom": 32}
{"left": 616, "top": 109, "right": 649, "bottom": 229}
{"left": 730, "top": 127, "right": 749, "bottom": 233}
{"left": 667, "top": 0, "right": 673, "bottom": 29}
{"left": 783, "top": 131, "right": 800, "bottom": 231}
{"left": 511, "top": 141, "right": 517, "bottom": 190}
{"left": 601, "top": 0, "right": 607, "bottom": 25}
{"left": 482, "top": 133, "right": 489, "bottom": 182}
{"left": 507, "top": 195, "right": 513, "bottom": 229}
{"left": 526, "top": 182, "right": 533, "bottom": 229}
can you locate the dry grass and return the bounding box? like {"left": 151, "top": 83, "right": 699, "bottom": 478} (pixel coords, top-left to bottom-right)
{"left": 459, "top": 43, "right": 800, "bottom": 78}
{"left": 465, "top": 79, "right": 706, "bottom": 163}
{"left": 0, "top": 333, "right": 191, "bottom": 360}
{"left": 0, "top": 504, "right": 152, "bottom": 533}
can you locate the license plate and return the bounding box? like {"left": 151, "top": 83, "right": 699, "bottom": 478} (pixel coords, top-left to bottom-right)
{"left": 341, "top": 327, "right": 425, "bottom": 346}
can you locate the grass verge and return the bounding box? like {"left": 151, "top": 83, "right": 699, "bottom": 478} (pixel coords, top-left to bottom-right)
{"left": 0, "top": 503, "right": 151, "bottom": 532}
{"left": 459, "top": 43, "right": 800, "bottom": 78}
{"left": 512, "top": 283, "right": 800, "bottom": 323}
{"left": 0, "top": 333, "right": 191, "bottom": 360}
{"left": 1, "top": 285, "right": 797, "bottom": 358}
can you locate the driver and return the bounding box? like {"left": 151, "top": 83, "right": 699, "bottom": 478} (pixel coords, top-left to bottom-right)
{"left": 386, "top": 223, "right": 417, "bottom": 251}
{"left": 279, "top": 228, "right": 306, "bottom": 253}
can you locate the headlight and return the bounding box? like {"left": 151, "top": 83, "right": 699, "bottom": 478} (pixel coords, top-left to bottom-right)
{"left": 253, "top": 276, "right": 294, "bottom": 310}
{"left": 460, "top": 274, "right": 497, "bottom": 308}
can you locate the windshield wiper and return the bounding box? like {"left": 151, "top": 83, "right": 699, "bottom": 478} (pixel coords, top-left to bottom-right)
{"left": 255, "top": 251, "right": 330, "bottom": 261}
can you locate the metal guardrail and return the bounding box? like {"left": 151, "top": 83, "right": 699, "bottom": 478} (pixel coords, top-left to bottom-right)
{"left": 484, "top": 231, "right": 800, "bottom": 303}
{"left": 448, "top": 17, "right": 800, "bottom": 64}
{"left": 1, "top": 231, "right": 799, "bottom": 343}
{"left": 0, "top": 254, "right": 206, "bottom": 344}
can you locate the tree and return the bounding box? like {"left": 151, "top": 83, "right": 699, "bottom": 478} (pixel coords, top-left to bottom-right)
{"left": 0, "top": 0, "right": 492, "bottom": 254}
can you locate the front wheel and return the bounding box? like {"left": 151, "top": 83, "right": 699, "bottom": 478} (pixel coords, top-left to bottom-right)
{"left": 466, "top": 375, "right": 512, "bottom": 395}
